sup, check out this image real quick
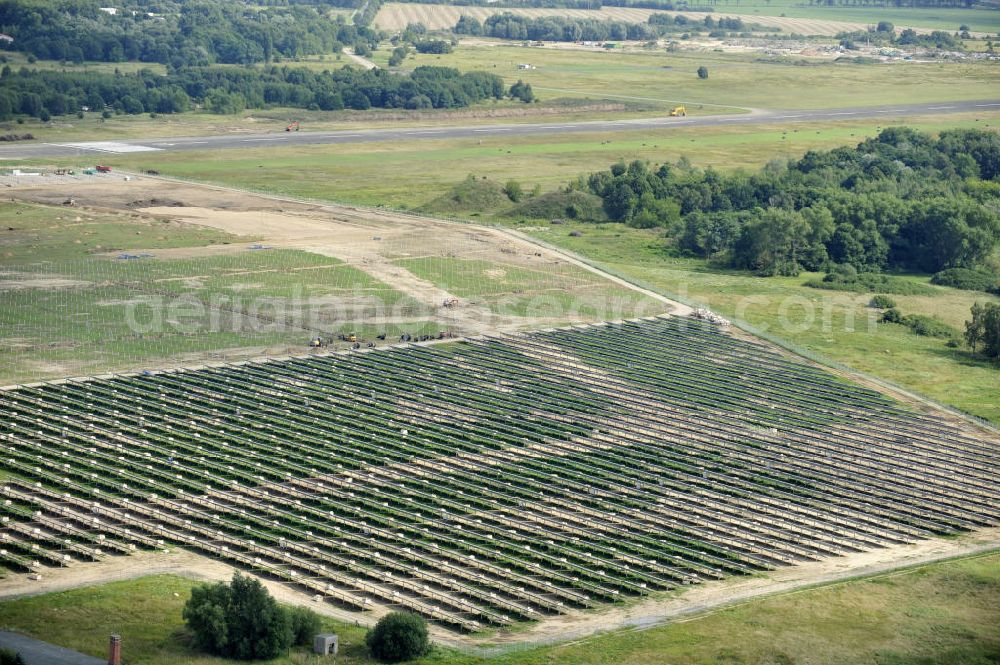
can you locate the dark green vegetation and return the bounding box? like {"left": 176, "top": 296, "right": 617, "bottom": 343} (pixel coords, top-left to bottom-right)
{"left": 365, "top": 613, "right": 430, "bottom": 663}
{"left": 0, "top": 649, "right": 24, "bottom": 665}
{"left": 932, "top": 267, "right": 1000, "bottom": 293}
{"left": 574, "top": 128, "right": 999, "bottom": 277}
{"left": 0, "top": 0, "right": 378, "bottom": 66}
{"left": 0, "top": 64, "right": 507, "bottom": 119}
{"left": 1, "top": 318, "right": 997, "bottom": 633}
{"left": 804, "top": 267, "right": 936, "bottom": 296}
{"left": 965, "top": 302, "right": 1000, "bottom": 358}
{"left": 183, "top": 573, "right": 319, "bottom": 660}
{"left": 454, "top": 12, "right": 763, "bottom": 42}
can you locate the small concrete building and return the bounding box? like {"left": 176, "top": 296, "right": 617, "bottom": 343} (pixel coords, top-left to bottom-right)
{"left": 314, "top": 634, "right": 339, "bottom": 656}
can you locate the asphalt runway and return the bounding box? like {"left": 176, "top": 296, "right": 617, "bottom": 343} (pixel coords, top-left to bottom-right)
{"left": 1, "top": 99, "right": 997, "bottom": 160}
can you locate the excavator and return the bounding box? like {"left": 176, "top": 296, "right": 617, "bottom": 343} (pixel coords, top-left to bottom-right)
{"left": 670, "top": 106, "right": 686, "bottom": 117}
{"left": 286, "top": 121, "right": 300, "bottom": 132}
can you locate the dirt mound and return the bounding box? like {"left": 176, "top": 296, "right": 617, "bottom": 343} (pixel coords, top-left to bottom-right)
{"left": 126, "top": 197, "right": 186, "bottom": 208}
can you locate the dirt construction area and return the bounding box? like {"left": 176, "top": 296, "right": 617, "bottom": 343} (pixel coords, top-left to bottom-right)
{"left": 0, "top": 173, "right": 678, "bottom": 381}
{"left": 6, "top": 173, "right": 681, "bottom": 333}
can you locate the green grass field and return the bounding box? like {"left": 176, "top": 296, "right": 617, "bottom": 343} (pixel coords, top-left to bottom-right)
{"left": 385, "top": 44, "right": 1000, "bottom": 112}
{"left": 0, "top": 553, "right": 997, "bottom": 664}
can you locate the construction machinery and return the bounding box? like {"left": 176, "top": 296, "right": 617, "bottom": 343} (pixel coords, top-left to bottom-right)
{"left": 309, "top": 337, "right": 326, "bottom": 348}
{"left": 286, "top": 121, "right": 300, "bottom": 132}
{"left": 95, "top": 165, "right": 112, "bottom": 173}
{"left": 670, "top": 106, "right": 686, "bottom": 117}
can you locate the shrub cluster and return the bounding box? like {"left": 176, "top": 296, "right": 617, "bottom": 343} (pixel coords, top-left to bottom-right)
{"left": 183, "top": 573, "right": 321, "bottom": 661}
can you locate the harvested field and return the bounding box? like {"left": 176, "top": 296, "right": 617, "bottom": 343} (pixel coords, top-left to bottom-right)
{"left": 376, "top": 3, "right": 898, "bottom": 37}
{"left": 2, "top": 317, "right": 997, "bottom": 635}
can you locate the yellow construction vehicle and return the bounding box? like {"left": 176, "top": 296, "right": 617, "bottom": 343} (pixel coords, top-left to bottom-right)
{"left": 670, "top": 106, "right": 686, "bottom": 117}
{"left": 347, "top": 333, "right": 357, "bottom": 343}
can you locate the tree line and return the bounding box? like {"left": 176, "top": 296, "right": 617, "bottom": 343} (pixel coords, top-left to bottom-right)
{"left": 575, "top": 127, "right": 1000, "bottom": 277}
{"left": 0, "top": 64, "right": 507, "bottom": 118}
{"left": 455, "top": 12, "right": 761, "bottom": 41}
{"left": 836, "top": 22, "right": 963, "bottom": 51}
{"left": 0, "top": 0, "right": 381, "bottom": 66}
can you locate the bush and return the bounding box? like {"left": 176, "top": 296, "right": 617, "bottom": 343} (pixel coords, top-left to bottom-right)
{"left": 880, "top": 307, "right": 903, "bottom": 324}
{"left": 504, "top": 189, "right": 608, "bottom": 222}
{"left": 509, "top": 79, "right": 535, "bottom": 103}
{"left": 697, "top": 65, "right": 709, "bottom": 79}
{"left": 930, "top": 267, "right": 998, "bottom": 292}
{"left": 0, "top": 648, "right": 25, "bottom": 665}
{"left": 183, "top": 573, "right": 293, "bottom": 661}
{"left": 288, "top": 606, "right": 322, "bottom": 646}
{"left": 804, "top": 273, "right": 935, "bottom": 296}
{"left": 366, "top": 612, "right": 430, "bottom": 663}
{"left": 504, "top": 180, "right": 523, "bottom": 202}
{"left": 902, "top": 313, "right": 957, "bottom": 339}
{"left": 869, "top": 294, "right": 897, "bottom": 309}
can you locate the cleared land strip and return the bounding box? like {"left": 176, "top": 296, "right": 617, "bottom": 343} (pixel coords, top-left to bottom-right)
{"left": 2, "top": 318, "right": 997, "bottom": 636}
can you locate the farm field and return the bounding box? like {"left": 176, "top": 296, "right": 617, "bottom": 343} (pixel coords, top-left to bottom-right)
{"left": 377, "top": 3, "right": 906, "bottom": 36}
{"left": 2, "top": 316, "right": 998, "bottom": 635}
{"left": 1, "top": 551, "right": 999, "bottom": 664}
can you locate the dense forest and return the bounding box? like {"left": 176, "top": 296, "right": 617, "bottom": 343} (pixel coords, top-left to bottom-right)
{"left": 0, "top": 64, "right": 507, "bottom": 118}
{"left": 576, "top": 128, "right": 1000, "bottom": 277}
{"left": 455, "top": 12, "right": 762, "bottom": 40}
{"left": 0, "top": 0, "right": 381, "bottom": 66}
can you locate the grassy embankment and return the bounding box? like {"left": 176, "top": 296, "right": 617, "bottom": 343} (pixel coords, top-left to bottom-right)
{"left": 0, "top": 553, "right": 997, "bottom": 664}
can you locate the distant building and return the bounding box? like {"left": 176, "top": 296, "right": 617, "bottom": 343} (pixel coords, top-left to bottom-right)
{"left": 99, "top": 6, "right": 117, "bottom": 15}
{"left": 0, "top": 34, "right": 13, "bottom": 43}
